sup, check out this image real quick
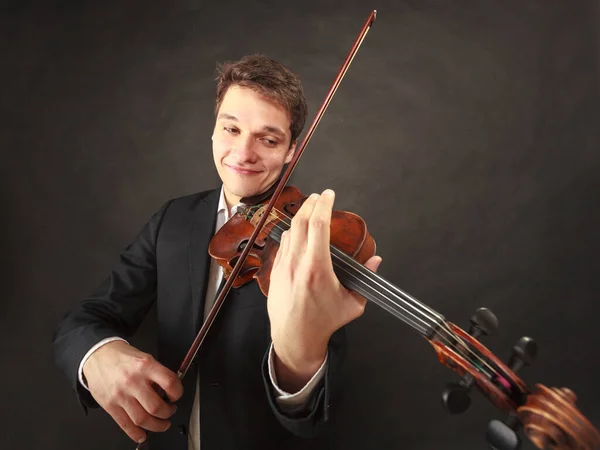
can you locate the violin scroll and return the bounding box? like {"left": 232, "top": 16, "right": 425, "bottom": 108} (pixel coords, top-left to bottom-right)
{"left": 517, "top": 385, "right": 600, "bottom": 450}
{"left": 433, "top": 308, "right": 599, "bottom": 450}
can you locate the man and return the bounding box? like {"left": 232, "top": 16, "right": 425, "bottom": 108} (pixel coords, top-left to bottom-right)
{"left": 52, "top": 54, "right": 382, "bottom": 450}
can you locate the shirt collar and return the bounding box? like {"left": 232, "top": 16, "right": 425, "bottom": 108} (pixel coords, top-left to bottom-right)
{"left": 217, "top": 185, "right": 228, "bottom": 215}
{"left": 217, "top": 185, "right": 244, "bottom": 219}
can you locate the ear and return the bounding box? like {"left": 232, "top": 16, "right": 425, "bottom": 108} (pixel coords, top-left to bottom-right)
{"left": 284, "top": 140, "right": 297, "bottom": 164}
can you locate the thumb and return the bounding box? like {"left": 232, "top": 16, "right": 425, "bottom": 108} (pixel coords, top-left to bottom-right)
{"left": 347, "top": 255, "right": 383, "bottom": 315}
{"left": 363, "top": 255, "right": 382, "bottom": 273}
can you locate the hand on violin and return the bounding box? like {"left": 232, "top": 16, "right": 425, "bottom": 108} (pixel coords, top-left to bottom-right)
{"left": 267, "top": 189, "right": 382, "bottom": 392}
{"left": 82, "top": 340, "right": 183, "bottom": 444}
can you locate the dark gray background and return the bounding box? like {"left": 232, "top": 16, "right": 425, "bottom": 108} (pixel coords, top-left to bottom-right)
{"left": 2, "top": 0, "right": 599, "bottom": 449}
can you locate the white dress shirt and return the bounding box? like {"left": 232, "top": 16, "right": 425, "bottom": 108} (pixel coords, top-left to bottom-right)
{"left": 78, "top": 186, "right": 327, "bottom": 449}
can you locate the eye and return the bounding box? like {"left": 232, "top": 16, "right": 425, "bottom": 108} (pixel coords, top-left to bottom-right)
{"left": 261, "top": 138, "right": 278, "bottom": 147}
{"left": 224, "top": 126, "right": 239, "bottom": 134}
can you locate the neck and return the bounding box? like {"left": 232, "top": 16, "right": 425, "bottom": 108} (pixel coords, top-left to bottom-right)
{"left": 223, "top": 188, "right": 241, "bottom": 211}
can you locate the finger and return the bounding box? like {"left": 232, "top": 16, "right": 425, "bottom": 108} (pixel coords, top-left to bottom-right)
{"left": 306, "top": 189, "right": 335, "bottom": 264}
{"left": 137, "top": 381, "right": 177, "bottom": 420}
{"left": 124, "top": 397, "right": 171, "bottom": 433}
{"left": 109, "top": 405, "right": 148, "bottom": 444}
{"left": 149, "top": 366, "right": 183, "bottom": 403}
{"left": 289, "top": 193, "right": 319, "bottom": 260}
{"left": 273, "top": 229, "right": 289, "bottom": 269}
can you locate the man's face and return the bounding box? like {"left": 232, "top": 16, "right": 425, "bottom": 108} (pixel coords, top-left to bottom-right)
{"left": 212, "top": 85, "right": 296, "bottom": 206}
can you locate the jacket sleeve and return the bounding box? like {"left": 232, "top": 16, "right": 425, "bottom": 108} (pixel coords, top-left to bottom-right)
{"left": 51, "top": 200, "right": 172, "bottom": 412}
{"left": 261, "top": 326, "right": 347, "bottom": 438}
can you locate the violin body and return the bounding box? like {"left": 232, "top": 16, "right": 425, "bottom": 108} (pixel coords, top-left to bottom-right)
{"left": 208, "top": 185, "right": 377, "bottom": 297}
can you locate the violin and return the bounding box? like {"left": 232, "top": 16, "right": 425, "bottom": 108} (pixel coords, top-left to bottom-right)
{"left": 207, "top": 185, "right": 600, "bottom": 450}
{"left": 139, "top": 10, "right": 600, "bottom": 450}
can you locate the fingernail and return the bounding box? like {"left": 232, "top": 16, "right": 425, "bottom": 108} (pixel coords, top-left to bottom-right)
{"left": 323, "top": 189, "right": 334, "bottom": 197}
{"left": 309, "top": 193, "right": 319, "bottom": 199}
{"left": 138, "top": 436, "right": 146, "bottom": 443}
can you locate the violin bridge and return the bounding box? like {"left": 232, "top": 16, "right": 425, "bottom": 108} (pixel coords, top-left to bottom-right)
{"left": 241, "top": 205, "right": 262, "bottom": 221}
{"left": 246, "top": 204, "right": 279, "bottom": 230}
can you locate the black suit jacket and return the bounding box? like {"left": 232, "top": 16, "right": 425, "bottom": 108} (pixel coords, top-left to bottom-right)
{"left": 52, "top": 188, "right": 347, "bottom": 450}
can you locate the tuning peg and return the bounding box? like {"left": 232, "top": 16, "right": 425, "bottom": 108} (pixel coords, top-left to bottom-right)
{"left": 486, "top": 338, "right": 537, "bottom": 449}
{"left": 469, "top": 307, "right": 498, "bottom": 338}
{"left": 442, "top": 374, "right": 475, "bottom": 414}
{"left": 441, "top": 308, "right": 498, "bottom": 414}
{"left": 508, "top": 337, "right": 537, "bottom": 373}
{"left": 486, "top": 413, "right": 522, "bottom": 450}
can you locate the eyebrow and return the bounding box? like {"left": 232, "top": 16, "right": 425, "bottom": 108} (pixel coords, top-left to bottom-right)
{"left": 217, "top": 113, "right": 287, "bottom": 138}
{"left": 217, "top": 113, "right": 238, "bottom": 122}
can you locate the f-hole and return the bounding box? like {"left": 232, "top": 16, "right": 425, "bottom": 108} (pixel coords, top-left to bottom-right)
{"left": 284, "top": 197, "right": 307, "bottom": 216}
{"left": 237, "top": 239, "right": 266, "bottom": 253}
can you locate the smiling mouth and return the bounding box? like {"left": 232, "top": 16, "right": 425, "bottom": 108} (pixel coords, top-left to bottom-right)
{"left": 226, "top": 164, "right": 261, "bottom": 175}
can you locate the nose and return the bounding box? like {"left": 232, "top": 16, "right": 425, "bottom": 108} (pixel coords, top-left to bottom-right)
{"left": 231, "top": 135, "right": 258, "bottom": 164}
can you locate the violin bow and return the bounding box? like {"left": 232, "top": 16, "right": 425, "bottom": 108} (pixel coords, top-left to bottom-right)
{"left": 176, "top": 9, "right": 377, "bottom": 381}
{"left": 136, "top": 12, "right": 377, "bottom": 448}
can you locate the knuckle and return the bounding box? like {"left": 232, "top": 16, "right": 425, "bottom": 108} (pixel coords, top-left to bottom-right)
{"left": 122, "top": 372, "right": 138, "bottom": 388}
{"left": 292, "top": 215, "right": 307, "bottom": 228}
{"left": 309, "top": 216, "right": 326, "bottom": 230}
{"left": 126, "top": 354, "right": 154, "bottom": 381}
{"left": 163, "top": 374, "right": 178, "bottom": 392}
{"left": 137, "top": 353, "right": 155, "bottom": 368}
{"left": 303, "top": 265, "right": 322, "bottom": 285}
{"left": 131, "top": 414, "right": 147, "bottom": 427}
{"left": 111, "top": 384, "right": 129, "bottom": 400}
{"left": 105, "top": 397, "right": 122, "bottom": 411}
{"left": 146, "top": 401, "right": 161, "bottom": 416}
{"left": 121, "top": 421, "right": 135, "bottom": 433}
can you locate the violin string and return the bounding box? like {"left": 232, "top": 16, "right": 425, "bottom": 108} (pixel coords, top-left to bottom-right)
{"left": 250, "top": 205, "right": 506, "bottom": 384}
{"left": 261, "top": 206, "right": 440, "bottom": 325}
{"left": 263, "top": 208, "right": 494, "bottom": 377}
{"left": 265, "top": 206, "right": 449, "bottom": 332}
{"left": 267, "top": 210, "right": 502, "bottom": 382}
{"left": 258, "top": 206, "right": 444, "bottom": 328}
{"left": 262, "top": 207, "right": 439, "bottom": 334}
{"left": 327, "top": 250, "right": 502, "bottom": 381}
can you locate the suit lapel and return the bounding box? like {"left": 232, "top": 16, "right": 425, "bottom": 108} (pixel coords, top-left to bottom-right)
{"left": 189, "top": 189, "right": 220, "bottom": 334}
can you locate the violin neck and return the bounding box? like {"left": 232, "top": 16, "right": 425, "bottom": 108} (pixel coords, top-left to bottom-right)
{"left": 266, "top": 217, "right": 445, "bottom": 337}
{"left": 329, "top": 245, "right": 445, "bottom": 338}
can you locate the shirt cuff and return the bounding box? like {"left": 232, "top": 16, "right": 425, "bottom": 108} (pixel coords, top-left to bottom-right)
{"left": 267, "top": 342, "right": 327, "bottom": 412}
{"left": 78, "top": 337, "right": 128, "bottom": 390}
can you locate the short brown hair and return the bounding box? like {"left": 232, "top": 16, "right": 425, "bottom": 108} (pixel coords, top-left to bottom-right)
{"left": 214, "top": 54, "right": 308, "bottom": 145}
